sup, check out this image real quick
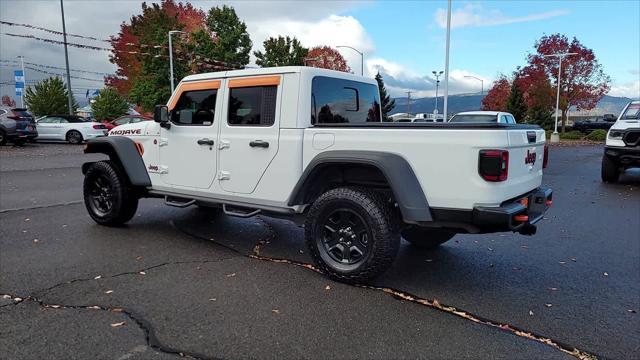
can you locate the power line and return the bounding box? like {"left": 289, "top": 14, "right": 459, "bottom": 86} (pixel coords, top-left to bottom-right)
{"left": 0, "top": 59, "right": 115, "bottom": 76}
{"left": 1, "top": 19, "right": 109, "bottom": 43}
{"left": 24, "top": 66, "right": 105, "bottom": 82}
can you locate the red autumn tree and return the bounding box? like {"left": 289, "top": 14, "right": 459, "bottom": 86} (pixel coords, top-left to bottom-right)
{"left": 481, "top": 75, "right": 510, "bottom": 111}
{"left": 306, "top": 46, "right": 351, "bottom": 73}
{"left": 105, "top": 0, "right": 208, "bottom": 96}
{"left": 1, "top": 95, "right": 16, "bottom": 107}
{"left": 521, "top": 33, "right": 610, "bottom": 132}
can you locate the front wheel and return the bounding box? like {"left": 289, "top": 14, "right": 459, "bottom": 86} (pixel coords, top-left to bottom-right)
{"left": 66, "top": 130, "right": 83, "bottom": 144}
{"left": 304, "top": 187, "right": 400, "bottom": 283}
{"left": 83, "top": 161, "right": 138, "bottom": 226}
{"left": 601, "top": 155, "right": 619, "bottom": 183}
{"left": 401, "top": 226, "right": 456, "bottom": 249}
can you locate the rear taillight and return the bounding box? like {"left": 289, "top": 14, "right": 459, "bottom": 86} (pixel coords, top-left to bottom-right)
{"left": 543, "top": 144, "right": 549, "bottom": 169}
{"left": 92, "top": 124, "right": 106, "bottom": 129}
{"left": 479, "top": 150, "right": 509, "bottom": 182}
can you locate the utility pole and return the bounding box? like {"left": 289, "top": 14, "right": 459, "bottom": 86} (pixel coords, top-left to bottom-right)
{"left": 432, "top": 70, "right": 443, "bottom": 117}
{"left": 17, "top": 56, "right": 25, "bottom": 108}
{"left": 168, "top": 30, "right": 186, "bottom": 93}
{"left": 544, "top": 52, "right": 577, "bottom": 143}
{"left": 443, "top": 0, "right": 452, "bottom": 121}
{"left": 406, "top": 91, "right": 412, "bottom": 115}
{"left": 60, "top": 0, "right": 74, "bottom": 115}
{"left": 336, "top": 45, "right": 364, "bottom": 76}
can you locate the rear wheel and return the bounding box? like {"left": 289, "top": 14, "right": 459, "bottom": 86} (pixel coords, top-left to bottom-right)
{"left": 0, "top": 130, "right": 7, "bottom": 146}
{"left": 66, "top": 130, "right": 83, "bottom": 144}
{"left": 305, "top": 187, "right": 400, "bottom": 283}
{"left": 601, "top": 155, "right": 619, "bottom": 183}
{"left": 401, "top": 226, "right": 456, "bottom": 249}
{"left": 83, "top": 161, "right": 138, "bottom": 226}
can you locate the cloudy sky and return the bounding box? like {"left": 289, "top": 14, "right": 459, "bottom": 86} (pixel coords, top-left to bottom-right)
{"left": 1, "top": 0, "right": 639, "bottom": 104}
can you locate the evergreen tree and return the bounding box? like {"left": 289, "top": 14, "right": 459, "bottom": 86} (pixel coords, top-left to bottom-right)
{"left": 92, "top": 88, "right": 130, "bottom": 121}
{"left": 375, "top": 72, "right": 395, "bottom": 120}
{"left": 24, "top": 77, "right": 77, "bottom": 117}
{"left": 206, "top": 5, "right": 252, "bottom": 66}
{"left": 254, "top": 36, "right": 308, "bottom": 67}
{"left": 506, "top": 79, "right": 527, "bottom": 122}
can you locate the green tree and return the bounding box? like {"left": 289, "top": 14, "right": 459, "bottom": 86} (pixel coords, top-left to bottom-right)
{"left": 375, "top": 72, "right": 395, "bottom": 120}
{"left": 254, "top": 36, "right": 308, "bottom": 67}
{"left": 206, "top": 5, "right": 252, "bottom": 66}
{"left": 24, "top": 77, "right": 77, "bottom": 117}
{"left": 524, "top": 77, "right": 555, "bottom": 128}
{"left": 506, "top": 79, "right": 527, "bottom": 122}
{"left": 92, "top": 88, "right": 130, "bottom": 121}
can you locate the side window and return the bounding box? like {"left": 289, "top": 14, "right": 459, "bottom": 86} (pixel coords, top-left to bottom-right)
{"left": 311, "top": 76, "right": 381, "bottom": 124}
{"left": 130, "top": 118, "right": 142, "bottom": 123}
{"left": 228, "top": 86, "right": 277, "bottom": 126}
{"left": 171, "top": 89, "right": 217, "bottom": 126}
{"left": 58, "top": 117, "right": 69, "bottom": 123}
{"left": 114, "top": 118, "right": 129, "bottom": 126}
{"left": 506, "top": 115, "right": 516, "bottom": 124}
{"left": 38, "top": 117, "right": 52, "bottom": 124}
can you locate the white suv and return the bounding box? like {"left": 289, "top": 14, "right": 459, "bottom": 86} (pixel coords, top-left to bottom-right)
{"left": 81, "top": 66, "right": 552, "bottom": 282}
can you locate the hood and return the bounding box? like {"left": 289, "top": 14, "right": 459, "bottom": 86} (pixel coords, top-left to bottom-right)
{"left": 610, "top": 120, "right": 640, "bottom": 131}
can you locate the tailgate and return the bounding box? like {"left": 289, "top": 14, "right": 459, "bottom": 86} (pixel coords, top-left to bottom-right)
{"left": 505, "top": 128, "right": 546, "bottom": 196}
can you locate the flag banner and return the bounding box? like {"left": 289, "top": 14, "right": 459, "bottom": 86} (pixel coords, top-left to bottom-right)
{"left": 14, "top": 70, "right": 24, "bottom": 83}
{"left": 15, "top": 82, "right": 24, "bottom": 88}
{"left": 15, "top": 87, "right": 23, "bottom": 96}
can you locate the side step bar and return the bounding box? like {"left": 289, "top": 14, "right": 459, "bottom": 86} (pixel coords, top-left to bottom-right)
{"left": 162, "top": 194, "right": 262, "bottom": 218}
{"left": 223, "top": 204, "right": 261, "bottom": 218}
{"left": 164, "top": 196, "right": 196, "bottom": 208}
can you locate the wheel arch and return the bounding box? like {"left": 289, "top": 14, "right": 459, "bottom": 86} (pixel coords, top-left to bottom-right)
{"left": 288, "top": 150, "right": 432, "bottom": 222}
{"left": 82, "top": 136, "right": 151, "bottom": 187}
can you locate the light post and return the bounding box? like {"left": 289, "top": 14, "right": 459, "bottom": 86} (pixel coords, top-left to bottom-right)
{"left": 544, "top": 52, "right": 577, "bottom": 143}
{"left": 336, "top": 45, "right": 364, "bottom": 76}
{"left": 432, "top": 70, "right": 443, "bottom": 117}
{"left": 60, "top": 0, "right": 74, "bottom": 115}
{"left": 168, "top": 30, "right": 186, "bottom": 93}
{"left": 464, "top": 75, "right": 483, "bottom": 96}
{"left": 443, "top": 0, "right": 452, "bottom": 121}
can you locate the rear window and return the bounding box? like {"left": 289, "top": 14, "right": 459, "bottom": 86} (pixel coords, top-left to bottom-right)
{"left": 621, "top": 103, "right": 640, "bottom": 120}
{"left": 450, "top": 114, "right": 497, "bottom": 123}
{"left": 311, "top": 76, "right": 381, "bottom": 124}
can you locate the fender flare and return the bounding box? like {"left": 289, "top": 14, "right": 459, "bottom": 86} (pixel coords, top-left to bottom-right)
{"left": 82, "top": 136, "right": 151, "bottom": 187}
{"left": 288, "top": 150, "right": 432, "bottom": 222}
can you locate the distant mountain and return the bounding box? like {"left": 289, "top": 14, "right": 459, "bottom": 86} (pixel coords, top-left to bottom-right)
{"left": 391, "top": 94, "right": 634, "bottom": 117}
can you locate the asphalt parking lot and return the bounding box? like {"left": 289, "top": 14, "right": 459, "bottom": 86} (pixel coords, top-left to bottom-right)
{"left": 1, "top": 143, "right": 638, "bottom": 360}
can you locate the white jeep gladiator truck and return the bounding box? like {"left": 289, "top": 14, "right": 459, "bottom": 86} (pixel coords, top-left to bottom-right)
{"left": 602, "top": 100, "right": 640, "bottom": 182}
{"left": 82, "top": 66, "right": 552, "bottom": 282}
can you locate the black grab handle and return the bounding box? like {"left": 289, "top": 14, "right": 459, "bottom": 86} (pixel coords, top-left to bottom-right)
{"left": 249, "top": 140, "right": 269, "bottom": 148}
{"left": 197, "top": 139, "right": 214, "bottom": 146}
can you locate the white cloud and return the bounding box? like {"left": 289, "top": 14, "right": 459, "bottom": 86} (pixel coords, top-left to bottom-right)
{"left": 434, "top": 4, "right": 569, "bottom": 29}
{"left": 609, "top": 80, "right": 640, "bottom": 99}
{"left": 367, "top": 58, "right": 490, "bottom": 98}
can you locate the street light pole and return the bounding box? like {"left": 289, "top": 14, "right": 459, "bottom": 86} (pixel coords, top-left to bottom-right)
{"left": 60, "top": 0, "right": 74, "bottom": 115}
{"left": 336, "top": 45, "right": 364, "bottom": 76}
{"left": 544, "top": 52, "right": 577, "bottom": 143}
{"left": 464, "top": 75, "right": 483, "bottom": 96}
{"left": 432, "top": 70, "right": 443, "bottom": 117}
{"left": 443, "top": 0, "right": 452, "bottom": 121}
{"left": 168, "top": 30, "right": 186, "bottom": 93}
{"left": 406, "top": 91, "right": 412, "bottom": 115}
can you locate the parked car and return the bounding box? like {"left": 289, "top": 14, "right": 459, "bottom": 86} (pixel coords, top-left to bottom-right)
{"left": 0, "top": 107, "right": 38, "bottom": 145}
{"left": 572, "top": 116, "right": 616, "bottom": 133}
{"left": 101, "top": 115, "right": 153, "bottom": 131}
{"left": 35, "top": 115, "right": 108, "bottom": 144}
{"left": 449, "top": 111, "right": 517, "bottom": 124}
{"left": 601, "top": 101, "right": 640, "bottom": 182}
{"left": 82, "top": 66, "right": 552, "bottom": 282}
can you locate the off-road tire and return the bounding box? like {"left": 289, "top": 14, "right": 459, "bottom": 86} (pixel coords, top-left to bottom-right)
{"left": 83, "top": 161, "right": 138, "bottom": 226}
{"left": 601, "top": 155, "right": 619, "bottom": 183}
{"left": 401, "top": 226, "right": 456, "bottom": 249}
{"left": 0, "top": 130, "right": 7, "bottom": 146}
{"left": 304, "top": 187, "right": 400, "bottom": 283}
{"left": 66, "top": 130, "right": 83, "bottom": 144}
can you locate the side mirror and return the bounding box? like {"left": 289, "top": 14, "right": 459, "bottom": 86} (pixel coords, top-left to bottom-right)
{"left": 154, "top": 105, "right": 170, "bottom": 129}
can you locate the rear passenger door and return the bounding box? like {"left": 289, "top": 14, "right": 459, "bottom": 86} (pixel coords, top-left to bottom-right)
{"left": 218, "top": 76, "right": 281, "bottom": 194}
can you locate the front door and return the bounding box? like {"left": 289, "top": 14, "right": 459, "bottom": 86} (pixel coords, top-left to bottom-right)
{"left": 218, "top": 76, "right": 281, "bottom": 194}
{"left": 159, "top": 80, "right": 221, "bottom": 189}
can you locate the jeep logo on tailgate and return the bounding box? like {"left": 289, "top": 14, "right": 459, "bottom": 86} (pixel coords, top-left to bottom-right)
{"left": 525, "top": 149, "right": 536, "bottom": 165}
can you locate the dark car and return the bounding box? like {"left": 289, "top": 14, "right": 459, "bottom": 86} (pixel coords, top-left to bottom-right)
{"left": 572, "top": 116, "right": 616, "bottom": 133}
{"left": 0, "top": 107, "right": 38, "bottom": 145}
{"left": 102, "top": 115, "right": 152, "bottom": 131}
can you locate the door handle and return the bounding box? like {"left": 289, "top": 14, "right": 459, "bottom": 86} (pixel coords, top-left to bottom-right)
{"left": 197, "top": 138, "right": 214, "bottom": 146}
{"left": 249, "top": 140, "right": 269, "bottom": 148}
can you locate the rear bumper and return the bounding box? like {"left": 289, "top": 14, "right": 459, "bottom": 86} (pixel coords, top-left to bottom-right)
{"left": 12, "top": 128, "right": 38, "bottom": 139}
{"left": 473, "top": 186, "right": 552, "bottom": 233}
{"left": 604, "top": 146, "right": 640, "bottom": 167}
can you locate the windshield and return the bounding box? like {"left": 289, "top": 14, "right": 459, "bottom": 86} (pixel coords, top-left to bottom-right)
{"left": 450, "top": 114, "right": 497, "bottom": 123}
{"left": 620, "top": 103, "right": 640, "bottom": 120}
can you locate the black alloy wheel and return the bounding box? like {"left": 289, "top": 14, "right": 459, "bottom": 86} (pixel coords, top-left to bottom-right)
{"left": 319, "top": 208, "right": 371, "bottom": 268}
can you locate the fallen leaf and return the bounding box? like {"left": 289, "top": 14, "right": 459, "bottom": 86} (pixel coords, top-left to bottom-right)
{"left": 425, "top": 259, "right": 433, "bottom": 263}
{"left": 2, "top": 295, "right": 11, "bottom": 299}
{"left": 559, "top": 261, "right": 566, "bottom": 264}
{"left": 48, "top": 305, "right": 61, "bottom": 309}
{"left": 529, "top": 310, "right": 534, "bottom": 316}
{"left": 208, "top": 298, "right": 216, "bottom": 301}
{"left": 628, "top": 309, "right": 636, "bottom": 314}
{"left": 62, "top": 224, "right": 67, "bottom": 228}
{"left": 135, "top": 256, "right": 143, "bottom": 261}
{"left": 545, "top": 303, "right": 553, "bottom": 308}
{"left": 570, "top": 257, "right": 577, "bottom": 262}
{"left": 520, "top": 245, "right": 528, "bottom": 249}
{"left": 488, "top": 263, "right": 494, "bottom": 268}
{"left": 272, "top": 309, "right": 280, "bottom": 314}
{"left": 14, "top": 297, "right": 22, "bottom": 301}
{"left": 226, "top": 273, "right": 236, "bottom": 277}
{"left": 548, "top": 287, "right": 558, "bottom": 291}
{"left": 105, "top": 290, "right": 113, "bottom": 294}
{"left": 603, "top": 272, "right": 609, "bottom": 276}
{"left": 299, "top": 250, "right": 304, "bottom": 254}
{"left": 110, "top": 322, "right": 126, "bottom": 328}
{"left": 24, "top": 218, "right": 30, "bottom": 222}
{"left": 325, "top": 285, "right": 331, "bottom": 291}
{"left": 139, "top": 271, "right": 146, "bottom": 275}
{"left": 87, "top": 306, "right": 101, "bottom": 309}
{"left": 94, "top": 275, "right": 102, "bottom": 280}
{"left": 474, "top": 240, "right": 479, "bottom": 244}
{"left": 487, "top": 247, "right": 493, "bottom": 251}
{"left": 33, "top": 239, "right": 39, "bottom": 243}
{"left": 111, "top": 308, "right": 124, "bottom": 313}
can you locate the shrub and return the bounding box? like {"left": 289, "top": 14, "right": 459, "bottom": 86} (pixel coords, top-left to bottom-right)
{"left": 560, "top": 130, "right": 585, "bottom": 140}
{"left": 586, "top": 129, "right": 607, "bottom": 142}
